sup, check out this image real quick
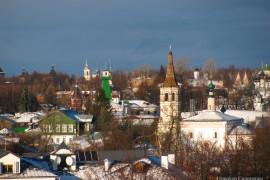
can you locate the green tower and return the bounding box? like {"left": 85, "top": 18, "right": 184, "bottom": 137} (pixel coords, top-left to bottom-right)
{"left": 101, "top": 70, "right": 112, "bottom": 100}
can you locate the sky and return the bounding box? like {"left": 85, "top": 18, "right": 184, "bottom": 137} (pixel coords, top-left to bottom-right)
{"left": 0, "top": 0, "right": 270, "bottom": 77}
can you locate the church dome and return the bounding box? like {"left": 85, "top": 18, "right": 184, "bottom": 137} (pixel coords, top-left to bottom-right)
{"left": 207, "top": 80, "right": 215, "bottom": 90}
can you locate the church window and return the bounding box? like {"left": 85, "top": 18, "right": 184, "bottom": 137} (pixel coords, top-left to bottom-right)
{"left": 165, "top": 93, "right": 168, "bottom": 101}
{"left": 189, "top": 132, "right": 193, "bottom": 138}
{"left": 87, "top": 72, "right": 88, "bottom": 75}
{"left": 172, "top": 93, "right": 175, "bottom": 101}
{"left": 214, "top": 132, "right": 217, "bottom": 138}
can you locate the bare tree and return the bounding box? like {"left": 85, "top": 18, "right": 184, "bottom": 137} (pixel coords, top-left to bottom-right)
{"left": 203, "top": 58, "right": 220, "bottom": 77}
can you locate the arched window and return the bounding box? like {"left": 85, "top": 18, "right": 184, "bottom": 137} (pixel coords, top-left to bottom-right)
{"left": 172, "top": 93, "right": 175, "bottom": 101}
{"left": 165, "top": 93, "right": 168, "bottom": 101}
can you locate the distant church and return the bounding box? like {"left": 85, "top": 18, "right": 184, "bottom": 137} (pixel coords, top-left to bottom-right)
{"left": 84, "top": 59, "right": 91, "bottom": 81}
{"left": 253, "top": 63, "right": 270, "bottom": 111}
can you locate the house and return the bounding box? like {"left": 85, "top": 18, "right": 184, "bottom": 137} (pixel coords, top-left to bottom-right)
{"left": 0, "top": 149, "right": 59, "bottom": 179}
{"left": 126, "top": 114, "right": 159, "bottom": 126}
{"left": 130, "top": 76, "right": 154, "bottom": 93}
{"left": 39, "top": 110, "right": 93, "bottom": 145}
{"left": 67, "top": 154, "right": 187, "bottom": 179}
{"left": 0, "top": 115, "right": 16, "bottom": 130}
{"left": 128, "top": 100, "right": 159, "bottom": 116}
{"left": 0, "top": 149, "right": 20, "bottom": 174}
{"left": 50, "top": 141, "right": 76, "bottom": 171}
{"left": 14, "top": 112, "right": 44, "bottom": 129}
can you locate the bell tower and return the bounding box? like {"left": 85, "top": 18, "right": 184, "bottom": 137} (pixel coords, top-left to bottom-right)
{"left": 207, "top": 80, "right": 215, "bottom": 111}
{"left": 158, "top": 46, "right": 181, "bottom": 138}
{"left": 84, "top": 58, "right": 91, "bottom": 81}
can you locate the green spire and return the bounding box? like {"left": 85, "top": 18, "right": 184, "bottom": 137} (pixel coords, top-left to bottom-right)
{"left": 208, "top": 80, "right": 215, "bottom": 98}
{"left": 101, "top": 70, "right": 112, "bottom": 100}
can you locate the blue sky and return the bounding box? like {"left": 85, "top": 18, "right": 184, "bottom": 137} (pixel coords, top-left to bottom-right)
{"left": 0, "top": 0, "right": 270, "bottom": 77}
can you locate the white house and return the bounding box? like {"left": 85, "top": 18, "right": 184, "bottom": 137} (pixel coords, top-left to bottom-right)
{"left": 0, "top": 149, "right": 20, "bottom": 174}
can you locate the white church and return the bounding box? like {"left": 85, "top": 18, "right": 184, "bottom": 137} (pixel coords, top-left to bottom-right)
{"left": 158, "top": 47, "right": 251, "bottom": 150}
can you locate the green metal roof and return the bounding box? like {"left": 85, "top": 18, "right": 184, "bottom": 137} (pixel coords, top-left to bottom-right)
{"left": 13, "top": 127, "right": 28, "bottom": 133}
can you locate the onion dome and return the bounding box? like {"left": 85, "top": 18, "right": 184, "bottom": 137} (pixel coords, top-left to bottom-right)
{"left": 220, "top": 104, "right": 226, "bottom": 113}
{"left": 208, "top": 80, "right": 215, "bottom": 90}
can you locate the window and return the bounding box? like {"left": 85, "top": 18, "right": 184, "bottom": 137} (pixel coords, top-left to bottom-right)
{"left": 56, "top": 138, "right": 59, "bottom": 143}
{"left": 165, "top": 93, "right": 168, "bottom": 101}
{"left": 69, "top": 138, "right": 73, "bottom": 144}
{"left": 214, "top": 132, "right": 217, "bottom": 138}
{"left": 189, "top": 132, "right": 193, "bottom": 138}
{"left": 85, "top": 123, "right": 90, "bottom": 131}
{"left": 55, "top": 115, "right": 60, "bottom": 121}
{"left": 56, "top": 124, "right": 60, "bottom": 132}
{"left": 69, "top": 124, "right": 73, "bottom": 133}
{"left": 63, "top": 137, "right": 66, "bottom": 143}
{"left": 43, "top": 125, "right": 47, "bottom": 132}
{"left": 3, "top": 165, "right": 13, "bottom": 173}
{"left": 62, "top": 124, "right": 67, "bottom": 133}
{"left": 172, "top": 93, "right": 175, "bottom": 101}
{"left": 48, "top": 125, "right": 53, "bottom": 132}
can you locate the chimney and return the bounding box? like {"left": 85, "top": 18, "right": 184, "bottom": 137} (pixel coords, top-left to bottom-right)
{"left": 190, "top": 99, "right": 195, "bottom": 116}
{"left": 104, "top": 158, "right": 111, "bottom": 171}
{"left": 161, "top": 154, "right": 168, "bottom": 169}
{"left": 168, "top": 153, "right": 175, "bottom": 165}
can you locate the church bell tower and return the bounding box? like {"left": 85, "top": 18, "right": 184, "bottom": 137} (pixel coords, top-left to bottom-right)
{"left": 158, "top": 46, "right": 181, "bottom": 138}
{"left": 84, "top": 59, "right": 91, "bottom": 81}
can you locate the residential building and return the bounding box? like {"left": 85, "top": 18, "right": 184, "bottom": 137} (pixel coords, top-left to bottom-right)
{"left": 70, "top": 83, "right": 82, "bottom": 112}
{"left": 39, "top": 110, "right": 93, "bottom": 145}
{"left": 0, "top": 149, "right": 20, "bottom": 174}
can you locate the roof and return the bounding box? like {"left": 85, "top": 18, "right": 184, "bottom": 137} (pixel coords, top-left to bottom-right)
{"left": 183, "top": 111, "right": 243, "bottom": 122}
{"left": 59, "top": 109, "right": 81, "bottom": 121}
{"left": 13, "top": 127, "right": 29, "bottom": 132}
{"left": 0, "top": 128, "right": 15, "bottom": 134}
{"left": 0, "top": 160, "right": 58, "bottom": 179}
{"left": 0, "top": 115, "right": 16, "bottom": 124}
{"left": 128, "top": 100, "right": 157, "bottom": 108}
{"left": 228, "top": 124, "right": 254, "bottom": 135}
{"left": 0, "top": 149, "right": 21, "bottom": 159}
{"left": 162, "top": 48, "right": 178, "bottom": 88}
{"left": 51, "top": 141, "right": 74, "bottom": 155}
{"left": 15, "top": 112, "right": 43, "bottom": 123}
{"left": 76, "top": 114, "right": 93, "bottom": 123}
